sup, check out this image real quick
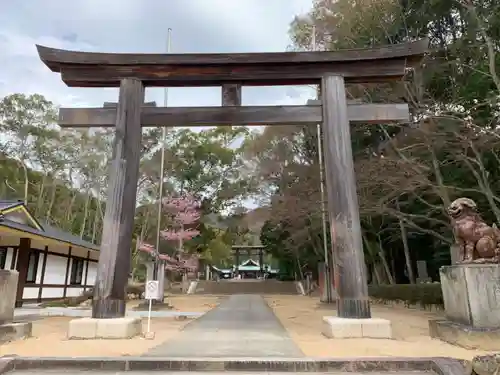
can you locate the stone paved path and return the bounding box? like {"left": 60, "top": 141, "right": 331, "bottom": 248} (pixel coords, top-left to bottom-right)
{"left": 145, "top": 295, "right": 304, "bottom": 357}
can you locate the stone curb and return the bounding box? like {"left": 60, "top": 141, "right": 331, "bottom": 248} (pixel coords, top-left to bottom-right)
{"left": 0, "top": 356, "right": 468, "bottom": 374}
{"left": 14, "top": 309, "right": 204, "bottom": 319}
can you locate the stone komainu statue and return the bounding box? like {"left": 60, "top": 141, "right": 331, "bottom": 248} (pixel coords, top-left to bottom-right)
{"left": 447, "top": 197, "right": 500, "bottom": 263}
{"left": 467, "top": 354, "right": 500, "bottom": 375}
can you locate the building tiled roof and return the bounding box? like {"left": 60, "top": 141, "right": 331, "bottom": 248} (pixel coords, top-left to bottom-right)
{"left": 0, "top": 200, "right": 23, "bottom": 211}
{"left": 0, "top": 200, "right": 99, "bottom": 251}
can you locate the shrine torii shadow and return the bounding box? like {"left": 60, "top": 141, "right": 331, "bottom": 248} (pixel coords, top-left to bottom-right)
{"left": 35, "top": 39, "right": 428, "bottom": 320}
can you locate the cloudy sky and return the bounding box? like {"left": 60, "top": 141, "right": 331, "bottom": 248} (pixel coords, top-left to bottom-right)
{"left": 0, "top": 0, "right": 316, "bottom": 111}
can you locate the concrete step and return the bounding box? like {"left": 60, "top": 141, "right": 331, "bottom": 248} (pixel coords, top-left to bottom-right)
{"left": 0, "top": 356, "right": 460, "bottom": 374}
{"left": 194, "top": 280, "right": 298, "bottom": 295}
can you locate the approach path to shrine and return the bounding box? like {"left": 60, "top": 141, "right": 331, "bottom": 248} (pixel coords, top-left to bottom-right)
{"left": 145, "top": 294, "right": 304, "bottom": 357}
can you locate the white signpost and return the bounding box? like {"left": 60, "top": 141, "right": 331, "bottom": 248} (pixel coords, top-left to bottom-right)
{"left": 145, "top": 280, "right": 160, "bottom": 300}
{"left": 144, "top": 280, "right": 160, "bottom": 339}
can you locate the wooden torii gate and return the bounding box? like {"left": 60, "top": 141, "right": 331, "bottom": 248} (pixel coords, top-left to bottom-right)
{"left": 36, "top": 40, "right": 427, "bottom": 320}
{"left": 231, "top": 245, "right": 266, "bottom": 271}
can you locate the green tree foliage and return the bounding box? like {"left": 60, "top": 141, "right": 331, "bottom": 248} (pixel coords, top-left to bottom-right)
{"left": 0, "top": 94, "right": 252, "bottom": 276}
{"left": 256, "top": 0, "right": 500, "bottom": 283}
{"left": 0, "top": 94, "right": 106, "bottom": 242}
{"left": 137, "top": 126, "right": 252, "bottom": 264}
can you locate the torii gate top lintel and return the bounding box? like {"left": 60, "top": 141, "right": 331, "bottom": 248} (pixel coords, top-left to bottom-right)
{"left": 41, "top": 38, "right": 429, "bottom": 321}
{"left": 35, "top": 39, "right": 428, "bottom": 88}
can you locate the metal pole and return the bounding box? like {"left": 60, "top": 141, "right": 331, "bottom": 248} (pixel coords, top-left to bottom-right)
{"left": 317, "top": 122, "right": 333, "bottom": 302}
{"left": 312, "top": 25, "right": 333, "bottom": 303}
{"left": 311, "top": 24, "right": 316, "bottom": 52}
{"left": 147, "top": 298, "right": 152, "bottom": 333}
{"left": 154, "top": 28, "right": 172, "bottom": 280}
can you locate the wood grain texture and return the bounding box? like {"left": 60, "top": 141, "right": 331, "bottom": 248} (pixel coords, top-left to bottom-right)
{"left": 35, "top": 40, "right": 428, "bottom": 87}
{"left": 15, "top": 238, "right": 31, "bottom": 307}
{"left": 321, "top": 75, "right": 371, "bottom": 319}
{"left": 62, "top": 246, "right": 72, "bottom": 298}
{"left": 222, "top": 84, "right": 242, "bottom": 106}
{"left": 222, "top": 83, "right": 242, "bottom": 133}
{"left": 83, "top": 251, "right": 90, "bottom": 291}
{"left": 103, "top": 101, "right": 156, "bottom": 108}
{"left": 58, "top": 103, "right": 409, "bottom": 128}
{"left": 37, "top": 40, "right": 428, "bottom": 68}
{"left": 234, "top": 249, "right": 240, "bottom": 267}
{"left": 37, "top": 246, "right": 49, "bottom": 302}
{"left": 57, "top": 59, "right": 408, "bottom": 87}
{"left": 92, "top": 78, "right": 144, "bottom": 319}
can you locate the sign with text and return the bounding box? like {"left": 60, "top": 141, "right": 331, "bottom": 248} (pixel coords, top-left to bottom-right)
{"left": 145, "top": 280, "right": 160, "bottom": 300}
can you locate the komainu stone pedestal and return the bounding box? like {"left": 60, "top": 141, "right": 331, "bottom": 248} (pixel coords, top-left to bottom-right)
{"left": 0, "top": 270, "right": 32, "bottom": 343}
{"left": 68, "top": 317, "right": 142, "bottom": 339}
{"left": 322, "top": 316, "right": 392, "bottom": 338}
{"left": 429, "top": 264, "right": 500, "bottom": 350}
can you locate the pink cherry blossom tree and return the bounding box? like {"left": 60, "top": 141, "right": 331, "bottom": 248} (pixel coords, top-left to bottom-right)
{"left": 138, "top": 194, "right": 201, "bottom": 274}
{"left": 160, "top": 194, "right": 201, "bottom": 252}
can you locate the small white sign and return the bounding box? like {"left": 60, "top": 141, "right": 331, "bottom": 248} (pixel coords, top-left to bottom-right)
{"left": 145, "top": 280, "right": 160, "bottom": 300}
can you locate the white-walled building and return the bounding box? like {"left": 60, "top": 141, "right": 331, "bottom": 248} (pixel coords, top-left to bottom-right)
{"left": 0, "top": 200, "right": 99, "bottom": 306}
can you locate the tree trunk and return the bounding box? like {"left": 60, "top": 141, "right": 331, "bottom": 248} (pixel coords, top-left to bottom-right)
{"left": 428, "top": 142, "right": 451, "bottom": 207}
{"left": 80, "top": 190, "right": 91, "bottom": 238}
{"left": 18, "top": 158, "right": 29, "bottom": 206}
{"left": 36, "top": 174, "right": 47, "bottom": 215}
{"left": 376, "top": 237, "right": 395, "bottom": 284}
{"left": 396, "top": 200, "right": 416, "bottom": 284}
{"left": 46, "top": 180, "right": 58, "bottom": 221}
{"left": 362, "top": 234, "right": 382, "bottom": 284}
{"left": 91, "top": 201, "right": 100, "bottom": 243}
{"left": 65, "top": 193, "right": 77, "bottom": 222}
{"left": 295, "top": 251, "right": 304, "bottom": 281}
{"left": 371, "top": 263, "right": 383, "bottom": 284}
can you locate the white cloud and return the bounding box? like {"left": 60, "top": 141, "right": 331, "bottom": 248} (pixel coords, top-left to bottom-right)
{"left": 0, "top": 31, "right": 98, "bottom": 106}
{"left": 245, "top": 85, "right": 317, "bottom": 106}
{"left": 1, "top": 1, "right": 317, "bottom": 213}
{"left": 1, "top": 0, "right": 314, "bottom": 116}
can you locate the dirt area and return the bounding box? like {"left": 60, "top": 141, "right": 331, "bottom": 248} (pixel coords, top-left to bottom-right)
{"left": 265, "top": 295, "right": 492, "bottom": 360}
{"left": 0, "top": 295, "right": 220, "bottom": 357}
{"left": 165, "top": 295, "right": 222, "bottom": 312}
{"left": 126, "top": 295, "right": 221, "bottom": 312}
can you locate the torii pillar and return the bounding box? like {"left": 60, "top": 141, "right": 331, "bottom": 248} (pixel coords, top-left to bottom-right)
{"left": 320, "top": 75, "right": 394, "bottom": 339}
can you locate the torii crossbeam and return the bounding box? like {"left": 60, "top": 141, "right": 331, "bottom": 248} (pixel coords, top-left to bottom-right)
{"left": 36, "top": 39, "right": 428, "bottom": 321}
